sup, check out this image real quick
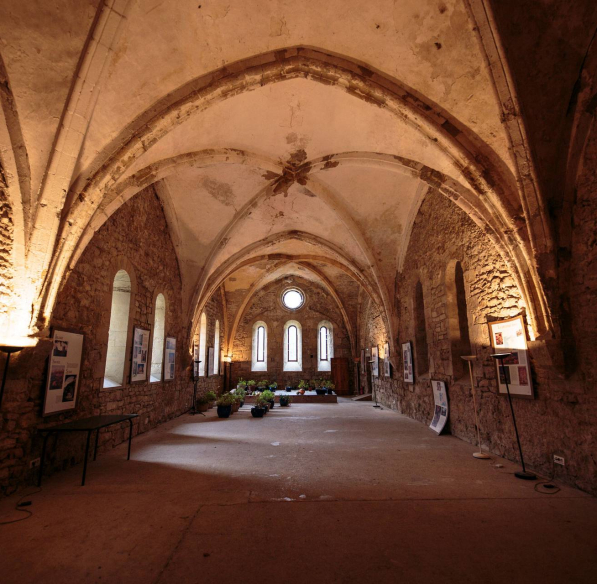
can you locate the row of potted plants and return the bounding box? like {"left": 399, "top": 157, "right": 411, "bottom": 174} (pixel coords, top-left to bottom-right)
{"left": 298, "top": 379, "right": 335, "bottom": 395}
{"left": 250, "top": 390, "right": 292, "bottom": 418}
{"left": 236, "top": 378, "right": 278, "bottom": 394}
{"left": 195, "top": 391, "right": 218, "bottom": 412}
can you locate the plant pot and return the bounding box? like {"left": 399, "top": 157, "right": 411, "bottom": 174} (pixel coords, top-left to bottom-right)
{"left": 327, "top": 388, "right": 334, "bottom": 395}
{"left": 280, "top": 397, "right": 290, "bottom": 407}
{"left": 240, "top": 400, "right": 244, "bottom": 408}
{"left": 263, "top": 404, "right": 269, "bottom": 413}
{"left": 197, "top": 402, "right": 209, "bottom": 412}
{"left": 316, "top": 389, "right": 326, "bottom": 395}
{"left": 217, "top": 405, "right": 232, "bottom": 418}
{"left": 268, "top": 399, "right": 274, "bottom": 409}
{"left": 232, "top": 402, "right": 239, "bottom": 413}
{"left": 251, "top": 407, "right": 265, "bottom": 418}
{"left": 209, "top": 402, "right": 215, "bottom": 409}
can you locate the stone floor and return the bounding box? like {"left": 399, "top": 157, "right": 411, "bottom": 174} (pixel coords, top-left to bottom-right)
{"left": 0, "top": 400, "right": 596, "bottom": 583}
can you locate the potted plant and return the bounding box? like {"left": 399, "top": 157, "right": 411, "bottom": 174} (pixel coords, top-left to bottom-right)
{"left": 196, "top": 395, "right": 210, "bottom": 412}
{"left": 247, "top": 380, "right": 256, "bottom": 394}
{"left": 269, "top": 381, "right": 278, "bottom": 391}
{"left": 279, "top": 394, "right": 292, "bottom": 407}
{"left": 257, "top": 379, "right": 268, "bottom": 391}
{"left": 237, "top": 378, "right": 247, "bottom": 390}
{"left": 325, "top": 381, "right": 335, "bottom": 395}
{"left": 251, "top": 396, "right": 267, "bottom": 418}
{"left": 216, "top": 394, "right": 235, "bottom": 418}
{"left": 298, "top": 380, "right": 307, "bottom": 395}
{"left": 206, "top": 390, "right": 217, "bottom": 408}
{"left": 234, "top": 387, "right": 246, "bottom": 407}
{"left": 261, "top": 389, "right": 275, "bottom": 409}
{"left": 231, "top": 393, "right": 241, "bottom": 413}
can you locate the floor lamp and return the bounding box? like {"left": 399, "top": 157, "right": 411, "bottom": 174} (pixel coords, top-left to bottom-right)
{"left": 189, "top": 360, "right": 204, "bottom": 416}
{"left": 461, "top": 355, "right": 490, "bottom": 459}
{"left": 491, "top": 353, "right": 536, "bottom": 480}
{"left": 0, "top": 346, "right": 26, "bottom": 409}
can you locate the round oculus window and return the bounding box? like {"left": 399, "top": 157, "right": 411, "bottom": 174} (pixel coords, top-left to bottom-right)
{"left": 282, "top": 288, "right": 304, "bottom": 310}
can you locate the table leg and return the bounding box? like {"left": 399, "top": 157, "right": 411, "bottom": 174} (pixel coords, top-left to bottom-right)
{"left": 38, "top": 433, "right": 49, "bottom": 487}
{"left": 127, "top": 419, "right": 133, "bottom": 460}
{"left": 81, "top": 430, "right": 91, "bottom": 486}
{"left": 93, "top": 428, "right": 100, "bottom": 461}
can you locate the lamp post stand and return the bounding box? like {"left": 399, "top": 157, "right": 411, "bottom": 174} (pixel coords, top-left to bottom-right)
{"left": 461, "top": 355, "right": 490, "bottom": 459}
{"left": 491, "top": 353, "right": 536, "bottom": 480}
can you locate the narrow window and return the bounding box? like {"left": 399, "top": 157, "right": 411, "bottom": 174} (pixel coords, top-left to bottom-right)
{"left": 288, "top": 325, "right": 298, "bottom": 361}
{"left": 252, "top": 321, "right": 268, "bottom": 371}
{"left": 320, "top": 327, "right": 328, "bottom": 360}
{"left": 213, "top": 320, "right": 220, "bottom": 375}
{"left": 414, "top": 280, "right": 429, "bottom": 375}
{"left": 283, "top": 320, "right": 302, "bottom": 371}
{"left": 317, "top": 321, "right": 334, "bottom": 372}
{"left": 150, "top": 293, "right": 166, "bottom": 382}
{"left": 257, "top": 326, "right": 265, "bottom": 362}
{"left": 446, "top": 261, "right": 472, "bottom": 379}
{"left": 103, "top": 270, "right": 132, "bottom": 388}
{"left": 198, "top": 313, "right": 207, "bottom": 376}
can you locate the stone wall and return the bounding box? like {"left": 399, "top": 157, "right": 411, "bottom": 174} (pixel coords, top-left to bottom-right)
{"left": 359, "top": 190, "right": 597, "bottom": 495}
{"left": 230, "top": 277, "right": 353, "bottom": 389}
{"left": 0, "top": 188, "right": 13, "bottom": 323}
{"left": 0, "top": 187, "right": 223, "bottom": 495}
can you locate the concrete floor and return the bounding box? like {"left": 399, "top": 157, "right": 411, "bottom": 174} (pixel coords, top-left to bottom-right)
{"left": 0, "top": 400, "right": 596, "bottom": 584}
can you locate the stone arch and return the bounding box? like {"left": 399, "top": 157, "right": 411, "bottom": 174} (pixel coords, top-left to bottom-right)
{"left": 33, "top": 46, "right": 554, "bottom": 345}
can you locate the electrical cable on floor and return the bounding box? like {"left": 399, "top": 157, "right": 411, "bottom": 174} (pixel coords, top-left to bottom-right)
{"left": 0, "top": 487, "right": 42, "bottom": 525}
{"left": 534, "top": 461, "right": 561, "bottom": 495}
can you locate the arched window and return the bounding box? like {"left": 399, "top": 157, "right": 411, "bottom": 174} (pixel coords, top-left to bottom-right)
{"left": 198, "top": 313, "right": 207, "bottom": 376}
{"left": 150, "top": 293, "right": 166, "bottom": 382}
{"left": 213, "top": 320, "right": 220, "bottom": 375}
{"left": 283, "top": 320, "right": 302, "bottom": 371}
{"left": 414, "top": 280, "right": 429, "bottom": 376}
{"left": 104, "top": 269, "right": 132, "bottom": 388}
{"left": 317, "top": 320, "right": 334, "bottom": 371}
{"left": 252, "top": 321, "right": 268, "bottom": 371}
{"left": 446, "top": 261, "right": 472, "bottom": 379}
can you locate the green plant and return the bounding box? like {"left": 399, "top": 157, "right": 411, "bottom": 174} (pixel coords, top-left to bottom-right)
{"left": 206, "top": 391, "right": 217, "bottom": 401}
{"left": 253, "top": 395, "right": 267, "bottom": 408}
{"left": 216, "top": 394, "right": 235, "bottom": 406}
{"left": 257, "top": 379, "right": 268, "bottom": 388}
{"left": 237, "top": 378, "right": 247, "bottom": 388}
{"left": 234, "top": 387, "right": 246, "bottom": 399}
{"left": 269, "top": 381, "right": 278, "bottom": 389}
{"left": 279, "top": 395, "right": 292, "bottom": 406}
{"left": 298, "top": 380, "right": 307, "bottom": 389}
{"left": 196, "top": 395, "right": 210, "bottom": 405}
{"left": 260, "top": 389, "right": 275, "bottom": 401}
{"left": 247, "top": 380, "right": 256, "bottom": 387}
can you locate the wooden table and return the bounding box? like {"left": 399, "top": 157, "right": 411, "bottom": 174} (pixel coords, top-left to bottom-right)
{"left": 38, "top": 414, "right": 138, "bottom": 486}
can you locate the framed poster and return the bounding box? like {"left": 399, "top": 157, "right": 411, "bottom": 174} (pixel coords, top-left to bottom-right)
{"left": 131, "top": 326, "right": 150, "bottom": 382}
{"left": 383, "top": 341, "right": 391, "bottom": 377}
{"left": 371, "top": 346, "right": 379, "bottom": 377}
{"left": 402, "top": 341, "right": 414, "bottom": 383}
{"left": 429, "top": 380, "right": 449, "bottom": 434}
{"left": 207, "top": 347, "right": 215, "bottom": 376}
{"left": 489, "top": 315, "right": 533, "bottom": 398}
{"left": 164, "top": 336, "right": 176, "bottom": 381}
{"left": 43, "top": 330, "right": 84, "bottom": 416}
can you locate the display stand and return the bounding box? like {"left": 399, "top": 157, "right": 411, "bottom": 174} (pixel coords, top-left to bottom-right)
{"left": 491, "top": 353, "right": 536, "bottom": 480}
{"left": 461, "top": 356, "right": 490, "bottom": 459}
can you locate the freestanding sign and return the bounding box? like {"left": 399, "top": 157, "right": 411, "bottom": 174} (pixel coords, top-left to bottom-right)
{"left": 429, "top": 380, "right": 449, "bottom": 434}
{"left": 43, "top": 330, "right": 84, "bottom": 416}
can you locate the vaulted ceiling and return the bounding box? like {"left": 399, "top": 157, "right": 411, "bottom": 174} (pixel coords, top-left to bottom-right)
{"left": 1, "top": 0, "right": 597, "bottom": 347}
